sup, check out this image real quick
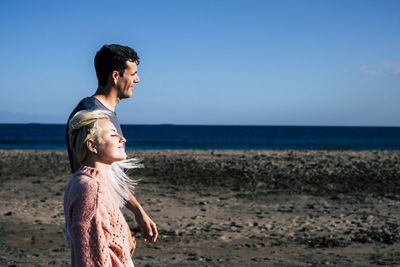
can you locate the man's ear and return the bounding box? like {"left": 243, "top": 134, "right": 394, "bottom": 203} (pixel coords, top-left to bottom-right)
{"left": 86, "top": 139, "right": 97, "bottom": 154}
{"left": 111, "top": 70, "right": 120, "bottom": 85}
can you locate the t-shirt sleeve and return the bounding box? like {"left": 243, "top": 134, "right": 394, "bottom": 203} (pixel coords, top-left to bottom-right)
{"left": 69, "top": 181, "right": 111, "bottom": 266}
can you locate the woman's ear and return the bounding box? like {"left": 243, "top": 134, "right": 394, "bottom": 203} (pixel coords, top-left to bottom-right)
{"left": 86, "top": 139, "right": 97, "bottom": 154}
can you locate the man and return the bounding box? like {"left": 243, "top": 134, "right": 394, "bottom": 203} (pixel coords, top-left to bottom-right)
{"left": 66, "top": 44, "right": 158, "bottom": 243}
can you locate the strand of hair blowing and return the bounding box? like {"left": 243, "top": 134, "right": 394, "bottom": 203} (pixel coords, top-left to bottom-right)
{"left": 108, "top": 158, "right": 143, "bottom": 208}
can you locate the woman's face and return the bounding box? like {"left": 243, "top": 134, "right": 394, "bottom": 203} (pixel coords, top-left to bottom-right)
{"left": 95, "top": 119, "right": 127, "bottom": 164}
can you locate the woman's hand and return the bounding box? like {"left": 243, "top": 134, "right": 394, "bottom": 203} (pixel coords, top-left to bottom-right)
{"left": 129, "top": 235, "right": 136, "bottom": 256}
{"left": 136, "top": 212, "right": 158, "bottom": 243}
{"left": 125, "top": 191, "right": 158, "bottom": 243}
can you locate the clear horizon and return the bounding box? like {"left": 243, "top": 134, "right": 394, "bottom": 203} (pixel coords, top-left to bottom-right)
{"left": 1, "top": 1, "right": 399, "bottom": 126}
{"left": 1, "top": 121, "right": 400, "bottom": 128}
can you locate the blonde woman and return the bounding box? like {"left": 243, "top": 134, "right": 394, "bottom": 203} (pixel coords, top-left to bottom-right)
{"left": 64, "top": 110, "right": 140, "bottom": 267}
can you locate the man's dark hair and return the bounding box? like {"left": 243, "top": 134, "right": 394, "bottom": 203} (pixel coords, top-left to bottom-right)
{"left": 94, "top": 44, "right": 140, "bottom": 86}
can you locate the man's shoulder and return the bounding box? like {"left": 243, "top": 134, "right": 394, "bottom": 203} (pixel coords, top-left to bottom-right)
{"left": 67, "top": 97, "right": 99, "bottom": 123}
{"left": 73, "top": 96, "right": 112, "bottom": 114}
{"left": 75, "top": 97, "right": 98, "bottom": 111}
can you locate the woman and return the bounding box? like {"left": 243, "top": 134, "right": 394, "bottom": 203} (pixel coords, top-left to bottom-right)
{"left": 64, "top": 110, "right": 139, "bottom": 267}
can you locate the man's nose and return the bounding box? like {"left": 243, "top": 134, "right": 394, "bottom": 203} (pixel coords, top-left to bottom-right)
{"left": 135, "top": 75, "right": 140, "bottom": 83}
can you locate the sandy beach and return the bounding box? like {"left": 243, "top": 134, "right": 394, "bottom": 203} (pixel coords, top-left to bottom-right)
{"left": 0, "top": 150, "right": 399, "bottom": 266}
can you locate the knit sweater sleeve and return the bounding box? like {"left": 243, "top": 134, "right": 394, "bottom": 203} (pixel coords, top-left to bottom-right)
{"left": 69, "top": 179, "right": 111, "bottom": 267}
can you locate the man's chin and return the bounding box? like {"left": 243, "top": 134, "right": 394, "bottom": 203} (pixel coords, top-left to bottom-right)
{"left": 120, "top": 93, "right": 133, "bottom": 99}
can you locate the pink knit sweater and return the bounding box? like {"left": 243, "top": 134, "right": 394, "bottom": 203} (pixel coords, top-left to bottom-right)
{"left": 64, "top": 166, "right": 135, "bottom": 266}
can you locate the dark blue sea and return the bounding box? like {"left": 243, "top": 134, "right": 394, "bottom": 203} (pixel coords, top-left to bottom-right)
{"left": 0, "top": 124, "right": 400, "bottom": 150}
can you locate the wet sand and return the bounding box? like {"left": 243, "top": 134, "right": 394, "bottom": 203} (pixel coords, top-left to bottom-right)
{"left": 0, "top": 150, "right": 399, "bottom": 266}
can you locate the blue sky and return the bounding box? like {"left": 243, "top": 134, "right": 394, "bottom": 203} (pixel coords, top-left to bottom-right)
{"left": 0, "top": 0, "right": 399, "bottom": 126}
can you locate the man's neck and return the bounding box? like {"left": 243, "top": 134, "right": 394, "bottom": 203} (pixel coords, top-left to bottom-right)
{"left": 93, "top": 87, "right": 120, "bottom": 111}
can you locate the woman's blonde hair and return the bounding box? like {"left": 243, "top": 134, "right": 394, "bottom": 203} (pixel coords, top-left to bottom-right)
{"left": 68, "top": 109, "right": 142, "bottom": 208}
{"left": 69, "top": 110, "right": 110, "bottom": 164}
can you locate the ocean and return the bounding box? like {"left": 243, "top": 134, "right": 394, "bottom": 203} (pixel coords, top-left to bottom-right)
{"left": 0, "top": 124, "right": 400, "bottom": 150}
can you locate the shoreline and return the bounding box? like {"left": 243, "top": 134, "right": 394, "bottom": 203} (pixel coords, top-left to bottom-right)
{"left": 1, "top": 150, "right": 399, "bottom": 266}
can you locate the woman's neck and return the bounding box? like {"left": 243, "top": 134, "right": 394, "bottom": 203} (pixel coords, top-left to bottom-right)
{"left": 82, "top": 159, "right": 110, "bottom": 179}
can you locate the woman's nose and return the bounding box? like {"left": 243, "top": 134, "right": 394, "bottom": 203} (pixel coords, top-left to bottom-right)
{"left": 120, "top": 135, "right": 126, "bottom": 143}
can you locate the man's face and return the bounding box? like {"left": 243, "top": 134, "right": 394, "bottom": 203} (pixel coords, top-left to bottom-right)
{"left": 116, "top": 61, "right": 140, "bottom": 99}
